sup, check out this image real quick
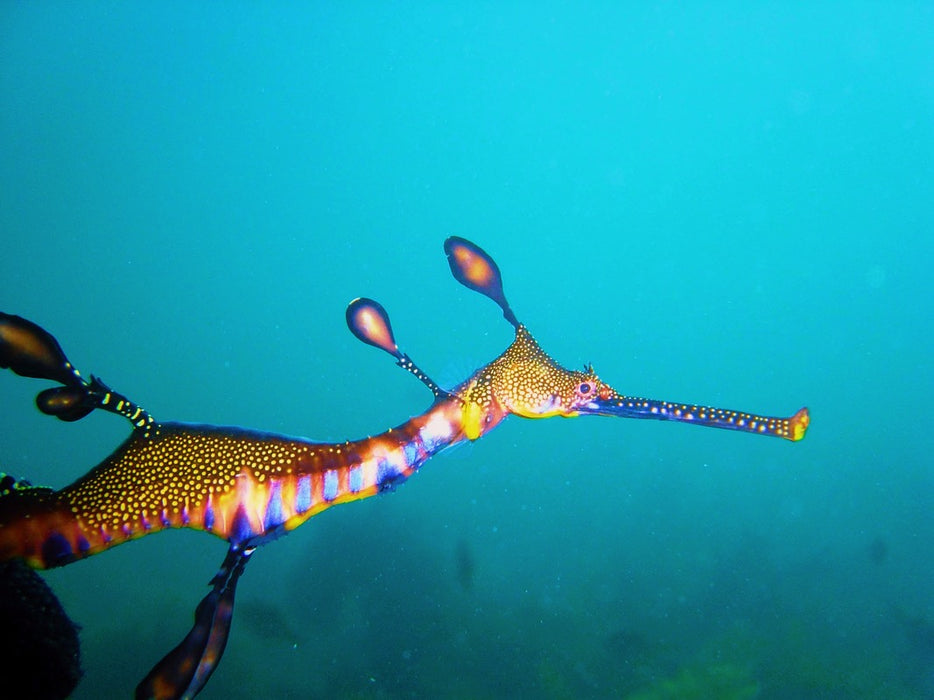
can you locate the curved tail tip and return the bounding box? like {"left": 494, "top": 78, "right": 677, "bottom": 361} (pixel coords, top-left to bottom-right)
{"left": 790, "top": 407, "right": 809, "bottom": 441}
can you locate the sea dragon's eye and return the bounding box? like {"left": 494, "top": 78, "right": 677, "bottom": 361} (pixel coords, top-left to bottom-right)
{"left": 578, "top": 382, "right": 592, "bottom": 395}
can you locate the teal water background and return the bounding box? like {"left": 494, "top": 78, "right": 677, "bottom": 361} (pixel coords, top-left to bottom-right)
{"left": 1, "top": 3, "right": 931, "bottom": 698}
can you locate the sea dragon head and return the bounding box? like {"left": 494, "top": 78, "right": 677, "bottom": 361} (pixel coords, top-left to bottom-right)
{"left": 346, "top": 237, "right": 809, "bottom": 443}
{"left": 453, "top": 324, "right": 618, "bottom": 438}
{"left": 443, "top": 237, "right": 622, "bottom": 435}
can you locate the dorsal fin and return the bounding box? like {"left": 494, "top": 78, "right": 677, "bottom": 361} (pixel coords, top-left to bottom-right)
{"left": 345, "top": 298, "right": 448, "bottom": 399}
{"left": 443, "top": 237, "right": 519, "bottom": 328}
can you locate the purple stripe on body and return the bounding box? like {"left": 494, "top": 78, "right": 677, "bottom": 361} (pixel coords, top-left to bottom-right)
{"left": 295, "top": 475, "right": 312, "bottom": 513}
{"left": 323, "top": 470, "right": 339, "bottom": 502}
{"left": 41, "top": 534, "right": 72, "bottom": 566}
{"left": 230, "top": 506, "right": 255, "bottom": 544}
{"left": 404, "top": 441, "right": 419, "bottom": 466}
{"left": 376, "top": 458, "right": 406, "bottom": 493}
{"left": 264, "top": 480, "right": 286, "bottom": 530}
{"left": 349, "top": 466, "right": 363, "bottom": 493}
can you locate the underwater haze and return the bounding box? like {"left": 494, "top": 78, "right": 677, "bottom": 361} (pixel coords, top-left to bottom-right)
{"left": 1, "top": 2, "right": 932, "bottom": 698}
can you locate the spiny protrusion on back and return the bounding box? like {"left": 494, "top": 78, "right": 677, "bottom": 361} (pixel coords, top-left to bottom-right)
{"left": 347, "top": 239, "right": 531, "bottom": 407}
{"left": 444, "top": 237, "right": 519, "bottom": 328}
{"left": 346, "top": 297, "right": 449, "bottom": 399}
{"left": 0, "top": 312, "right": 154, "bottom": 428}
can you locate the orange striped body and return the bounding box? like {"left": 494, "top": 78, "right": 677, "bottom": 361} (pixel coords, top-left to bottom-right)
{"left": 0, "top": 396, "right": 473, "bottom": 569}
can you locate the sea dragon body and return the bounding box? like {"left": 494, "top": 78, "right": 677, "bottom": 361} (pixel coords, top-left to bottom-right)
{"left": 0, "top": 237, "right": 808, "bottom": 699}
{"left": 1, "top": 407, "right": 466, "bottom": 570}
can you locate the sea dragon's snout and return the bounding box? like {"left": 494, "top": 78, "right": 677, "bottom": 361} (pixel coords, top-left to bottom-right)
{"left": 574, "top": 392, "right": 809, "bottom": 441}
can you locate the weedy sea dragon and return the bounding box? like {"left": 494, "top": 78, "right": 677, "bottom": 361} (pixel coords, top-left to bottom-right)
{"left": 0, "top": 237, "right": 809, "bottom": 699}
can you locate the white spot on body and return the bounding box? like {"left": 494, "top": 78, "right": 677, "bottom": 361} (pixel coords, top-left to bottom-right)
{"left": 422, "top": 413, "right": 454, "bottom": 449}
